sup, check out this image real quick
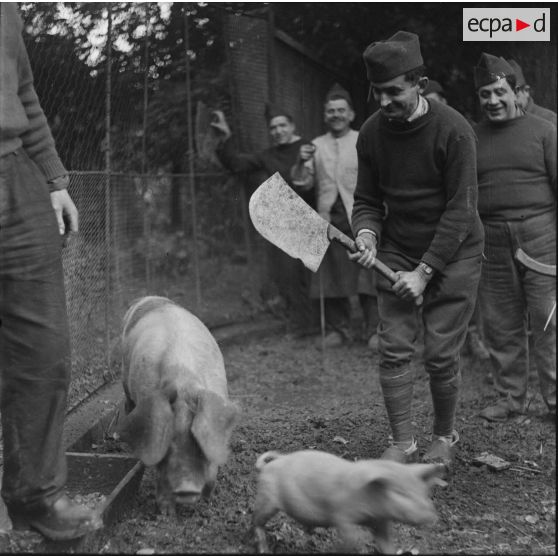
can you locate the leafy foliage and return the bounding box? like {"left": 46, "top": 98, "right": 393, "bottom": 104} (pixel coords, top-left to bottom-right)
{"left": 19, "top": 2, "right": 555, "bottom": 172}
{"left": 19, "top": 2, "right": 232, "bottom": 174}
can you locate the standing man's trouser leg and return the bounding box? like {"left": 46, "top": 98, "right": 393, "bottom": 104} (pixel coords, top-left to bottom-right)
{"left": 480, "top": 217, "right": 556, "bottom": 413}
{"left": 524, "top": 268, "right": 556, "bottom": 413}
{"left": 377, "top": 255, "right": 480, "bottom": 442}
{"left": 0, "top": 150, "right": 69, "bottom": 512}
{"left": 422, "top": 257, "right": 481, "bottom": 435}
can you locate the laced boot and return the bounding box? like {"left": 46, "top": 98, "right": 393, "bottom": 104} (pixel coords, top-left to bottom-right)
{"left": 422, "top": 430, "right": 459, "bottom": 468}
{"left": 380, "top": 437, "right": 418, "bottom": 464}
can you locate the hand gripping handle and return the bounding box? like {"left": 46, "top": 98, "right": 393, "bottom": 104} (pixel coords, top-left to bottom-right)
{"left": 327, "top": 225, "right": 423, "bottom": 306}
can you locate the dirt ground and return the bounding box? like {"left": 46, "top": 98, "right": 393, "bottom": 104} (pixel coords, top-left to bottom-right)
{"left": 1, "top": 289, "right": 555, "bottom": 556}
{"left": 85, "top": 321, "right": 554, "bottom": 556}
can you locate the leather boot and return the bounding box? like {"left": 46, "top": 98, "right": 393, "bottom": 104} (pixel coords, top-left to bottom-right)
{"left": 9, "top": 494, "right": 103, "bottom": 541}
{"left": 380, "top": 438, "right": 418, "bottom": 463}
{"left": 422, "top": 430, "right": 459, "bottom": 468}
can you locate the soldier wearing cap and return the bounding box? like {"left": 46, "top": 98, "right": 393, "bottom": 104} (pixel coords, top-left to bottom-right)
{"left": 291, "top": 84, "right": 377, "bottom": 348}
{"left": 210, "top": 106, "right": 316, "bottom": 332}
{"left": 350, "top": 31, "right": 484, "bottom": 466}
{"left": 211, "top": 105, "right": 313, "bottom": 205}
{"left": 508, "top": 59, "right": 557, "bottom": 126}
{"left": 473, "top": 53, "right": 556, "bottom": 422}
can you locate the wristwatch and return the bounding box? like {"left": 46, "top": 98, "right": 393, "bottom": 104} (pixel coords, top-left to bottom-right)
{"left": 417, "top": 262, "right": 434, "bottom": 278}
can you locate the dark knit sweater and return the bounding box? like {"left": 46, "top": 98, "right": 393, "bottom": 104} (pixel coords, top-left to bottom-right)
{"left": 352, "top": 100, "right": 483, "bottom": 272}
{"left": 474, "top": 113, "right": 556, "bottom": 222}
{"left": 0, "top": 3, "right": 66, "bottom": 180}
{"left": 216, "top": 137, "right": 314, "bottom": 206}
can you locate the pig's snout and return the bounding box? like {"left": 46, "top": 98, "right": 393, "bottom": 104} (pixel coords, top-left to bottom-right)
{"left": 389, "top": 488, "right": 438, "bottom": 527}
{"left": 421, "top": 506, "right": 438, "bottom": 525}
{"left": 406, "top": 501, "right": 438, "bottom": 526}
{"left": 173, "top": 487, "right": 202, "bottom": 505}
{"left": 171, "top": 475, "right": 215, "bottom": 505}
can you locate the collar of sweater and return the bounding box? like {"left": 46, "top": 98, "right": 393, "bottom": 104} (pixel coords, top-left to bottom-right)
{"left": 380, "top": 99, "right": 436, "bottom": 132}
{"left": 481, "top": 112, "right": 525, "bottom": 129}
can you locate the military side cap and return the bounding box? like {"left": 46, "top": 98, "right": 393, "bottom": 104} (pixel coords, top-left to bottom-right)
{"left": 423, "top": 79, "right": 445, "bottom": 96}
{"left": 363, "top": 31, "right": 423, "bottom": 83}
{"left": 507, "top": 59, "right": 526, "bottom": 87}
{"left": 474, "top": 53, "right": 515, "bottom": 89}
{"left": 325, "top": 83, "right": 353, "bottom": 107}
{"left": 264, "top": 103, "right": 292, "bottom": 122}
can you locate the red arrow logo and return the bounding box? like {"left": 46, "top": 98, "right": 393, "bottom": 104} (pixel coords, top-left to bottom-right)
{"left": 516, "top": 19, "right": 530, "bottom": 31}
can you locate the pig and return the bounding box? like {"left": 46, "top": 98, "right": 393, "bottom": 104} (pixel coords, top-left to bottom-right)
{"left": 119, "top": 296, "right": 239, "bottom": 515}
{"left": 252, "top": 449, "right": 445, "bottom": 555}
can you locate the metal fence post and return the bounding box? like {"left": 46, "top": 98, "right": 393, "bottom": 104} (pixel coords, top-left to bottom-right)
{"left": 142, "top": 3, "right": 152, "bottom": 291}
{"left": 184, "top": 7, "right": 202, "bottom": 309}
{"left": 104, "top": 5, "right": 112, "bottom": 371}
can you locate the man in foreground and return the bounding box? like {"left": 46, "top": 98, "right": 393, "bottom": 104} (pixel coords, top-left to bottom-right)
{"left": 0, "top": 3, "right": 102, "bottom": 540}
{"left": 350, "top": 31, "right": 484, "bottom": 467}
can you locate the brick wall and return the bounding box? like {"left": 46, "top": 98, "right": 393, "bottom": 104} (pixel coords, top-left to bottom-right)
{"left": 224, "top": 14, "right": 363, "bottom": 151}
{"left": 223, "top": 15, "right": 270, "bottom": 152}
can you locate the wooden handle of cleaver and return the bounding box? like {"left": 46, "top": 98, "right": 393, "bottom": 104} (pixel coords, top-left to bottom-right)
{"left": 328, "top": 225, "right": 423, "bottom": 306}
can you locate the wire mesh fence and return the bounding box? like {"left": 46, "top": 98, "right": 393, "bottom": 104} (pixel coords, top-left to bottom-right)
{"left": 17, "top": 1, "right": 347, "bottom": 410}
{"left": 62, "top": 168, "right": 261, "bottom": 410}
{"left": 17, "top": 2, "right": 270, "bottom": 410}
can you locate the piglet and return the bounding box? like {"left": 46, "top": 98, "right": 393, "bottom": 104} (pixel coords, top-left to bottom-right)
{"left": 119, "top": 296, "right": 239, "bottom": 515}
{"left": 252, "top": 449, "right": 444, "bottom": 554}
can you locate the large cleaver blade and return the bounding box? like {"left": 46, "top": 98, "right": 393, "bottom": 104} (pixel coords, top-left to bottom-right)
{"left": 248, "top": 172, "right": 398, "bottom": 283}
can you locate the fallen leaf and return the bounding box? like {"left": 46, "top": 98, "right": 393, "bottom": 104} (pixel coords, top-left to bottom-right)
{"left": 333, "top": 435, "right": 349, "bottom": 445}
{"left": 524, "top": 514, "right": 539, "bottom": 524}
{"left": 523, "top": 460, "right": 539, "bottom": 468}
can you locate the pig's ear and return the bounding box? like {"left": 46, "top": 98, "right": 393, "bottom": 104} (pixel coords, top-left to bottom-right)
{"left": 191, "top": 391, "right": 240, "bottom": 465}
{"left": 119, "top": 392, "right": 173, "bottom": 466}
{"left": 408, "top": 463, "right": 448, "bottom": 488}
{"left": 364, "top": 477, "right": 391, "bottom": 501}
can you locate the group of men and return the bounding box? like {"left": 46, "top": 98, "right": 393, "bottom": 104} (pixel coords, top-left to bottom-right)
{"left": 0, "top": 1, "right": 555, "bottom": 543}
{"left": 352, "top": 35, "right": 555, "bottom": 464}
{"left": 213, "top": 86, "right": 379, "bottom": 350}
{"left": 214, "top": 32, "right": 556, "bottom": 467}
